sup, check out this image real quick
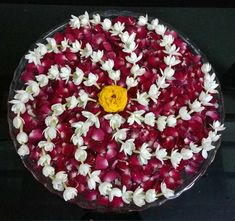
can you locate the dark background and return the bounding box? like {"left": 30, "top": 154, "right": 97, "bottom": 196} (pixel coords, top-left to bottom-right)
{"left": 0, "top": 1, "right": 235, "bottom": 221}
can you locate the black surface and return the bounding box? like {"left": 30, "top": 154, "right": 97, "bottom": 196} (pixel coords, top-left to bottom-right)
{"left": 0, "top": 4, "right": 235, "bottom": 221}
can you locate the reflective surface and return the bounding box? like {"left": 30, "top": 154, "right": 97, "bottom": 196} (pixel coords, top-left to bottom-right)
{"left": 0, "top": 3, "right": 235, "bottom": 220}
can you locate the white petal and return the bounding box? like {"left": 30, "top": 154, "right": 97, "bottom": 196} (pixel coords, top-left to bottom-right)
{"left": 16, "top": 132, "right": 28, "bottom": 144}
{"left": 180, "top": 148, "right": 193, "bottom": 160}
{"left": 42, "top": 165, "right": 55, "bottom": 177}
{"left": 144, "top": 112, "right": 156, "bottom": 127}
{"left": 99, "top": 182, "right": 112, "bottom": 196}
{"left": 145, "top": 189, "right": 157, "bottom": 203}
{"left": 17, "top": 144, "right": 29, "bottom": 156}
{"left": 201, "top": 63, "right": 211, "bottom": 73}
{"left": 160, "top": 182, "right": 174, "bottom": 198}
{"left": 179, "top": 106, "right": 191, "bottom": 121}
{"left": 63, "top": 187, "right": 77, "bottom": 201}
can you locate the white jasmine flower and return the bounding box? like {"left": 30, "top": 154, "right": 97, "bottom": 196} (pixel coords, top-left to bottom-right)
{"left": 111, "top": 22, "right": 125, "bottom": 35}
{"left": 125, "top": 52, "right": 142, "bottom": 64}
{"left": 43, "top": 127, "right": 57, "bottom": 140}
{"left": 155, "top": 24, "right": 166, "bottom": 35}
{"left": 38, "top": 154, "right": 51, "bottom": 166}
{"left": 82, "top": 111, "right": 100, "bottom": 128}
{"left": 17, "top": 144, "right": 29, "bottom": 156}
{"left": 48, "top": 64, "right": 60, "bottom": 80}
{"left": 60, "top": 65, "right": 71, "bottom": 83}
{"left": 156, "top": 76, "right": 169, "bottom": 89}
{"left": 120, "top": 139, "right": 135, "bottom": 155}
{"left": 201, "top": 63, "right": 211, "bottom": 73}
{"left": 25, "top": 49, "right": 42, "bottom": 65}
{"left": 164, "top": 44, "right": 181, "bottom": 56}
{"left": 156, "top": 116, "right": 167, "bottom": 131}
{"left": 63, "top": 187, "right": 78, "bottom": 201}
{"left": 46, "top": 37, "right": 58, "bottom": 53}
{"left": 42, "top": 165, "right": 55, "bottom": 177}
{"left": 36, "top": 43, "right": 48, "bottom": 56}
{"left": 109, "top": 188, "right": 122, "bottom": 202}
{"left": 66, "top": 95, "right": 79, "bottom": 109}
{"left": 144, "top": 112, "right": 156, "bottom": 127}
{"left": 148, "top": 84, "right": 160, "bottom": 103}
{"left": 71, "top": 134, "right": 84, "bottom": 146}
{"left": 9, "top": 100, "right": 26, "bottom": 114}
{"left": 55, "top": 171, "right": 68, "bottom": 182}
{"left": 13, "top": 116, "right": 24, "bottom": 129}
{"left": 164, "top": 55, "right": 181, "bottom": 66}
{"left": 166, "top": 115, "right": 177, "bottom": 127}
{"left": 145, "top": 189, "right": 157, "bottom": 203}
{"left": 52, "top": 171, "right": 68, "bottom": 191}
{"left": 36, "top": 74, "right": 49, "bottom": 87}
{"left": 126, "top": 76, "right": 138, "bottom": 88}
{"left": 91, "top": 50, "right": 104, "bottom": 63}
{"left": 200, "top": 137, "right": 215, "bottom": 159}
{"left": 102, "top": 18, "right": 112, "bottom": 30}
{"left": 75, "top": 146, "right": 88, "bottom": 162}
{"left": 189, "top": 142, "right": 202, "bottom": 153}
{"left": 99, "top": 182, "right": 112, "bottom": 196}
{"left": 88, "top": 170, "right": 101, "bottom": 190}
{"left": 79, "top": 11, "right": 90, "bottom": 27}
{"left": 51, "top": 103, "right": 65, "bottom": 116}
{"left": 171, "top": 149, "right": 182, "bottom": 168}
{"left": 189, "top": 99, "right": 204, "bottom": 112}
{"left": 78, "top": 163, "right": 91, "bottom": 176}
{"left": 26, "top": 80, "right": 40, "bottom": 97}
{"left": 160, "top": 182, "right": 174, "bottom": 198}
{"left": 104, "top": 114, "right": 125, "bottom": 130}
{"left": 112, "top": 128, "right": 129, "bottom": 141}
{"left": 179, "top": 106, "right": 191, "bottom": 121}
{"left": 52, "top": 179, "right": 65, "bottom": 191}
{"left": 127, "top": 110, "right": 145, "bottom": 125}
{"left": 139, "top": 143, "right": 152, "bottom": 165}
{"left": 155, "top": 145, "right": 167, "bottom": 164}
{"left": 133, "top": 187, "right": 145, "bottom": 207}
{"left": 136, "top": 91, "right": 150, "bottom": 106}
{"left": 160, "top": 67, "right": 175, "bottom": 80}
{"left": 14, "top": 90, "right": 33, "bottom": 103}
{"left": 123, "top": 41, "right": 137, "bottom": 53}
{"left": 204, "top": 73, "right": 218, "bottom": 93}
{"left": 101, "top": 59, "right": 114, "bottom": 71}
{"left": 147, "top": 18, "right": 159, "bottom": 30}
{"left": 61, "top": 38, "right": 69, "bottom": 51}
{"left": 16, "top": 132, "right": 28, "bottom": 144}
{"left": 38, "top": 140, "right": 55, "bottom": 152}
{"left": 45, "top": 115, "right": 58, "bottom": 127}
{"left": 83, "top": 73, "right": 98, "bottom": 87}
{"left": 208, "top": 131, "right": 221, "bottom": 142}
{"left": 73, "top": 67, "right": 84, "bottom": 85}
{"left": 71, "top": 121, "right": 91, "bottom": 136}
{"left": 91, "top": 14, "right": 101, "bottom": 25}
{"left": 71, "top": 40, "right": 81, "bottom": 53}
{"left": 138, "top": 14, "right": 148, "bottom": 26}
{"left": 160, "top": 34, "right": 174, "bottom": 47}
{"left": 122, "top": 186, "right": 133, "bottom": 204}
{"left": 121, "top": 31, "right": 136, "bottom": 44}
{"left": 130, "top": 64, "right": 145, "bottom": 77}
{"left": 80, "top": 43, "right": 93, "bottom": 58}
{"left": 180, "top": 148, "right": 193, "bottom": 160}
{"left": 70, "top": 15, "right": 81, "bottom": 29}
{"left": 199, "top": 91, "right": 213, "bottom": 106}
{"left": 108, "top": 70, "right": 121, "bottom": 82}
{"left": 211, "top": 121, "right": 225, "bottom": 132}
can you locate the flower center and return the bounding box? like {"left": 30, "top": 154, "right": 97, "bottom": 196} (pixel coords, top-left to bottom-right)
{"left": 98, "top": 85, "right": 128, "bottom": 113}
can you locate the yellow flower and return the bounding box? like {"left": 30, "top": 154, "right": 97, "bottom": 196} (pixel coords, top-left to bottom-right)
{"left": 98, "top": 85, "right": 128, "bottom": 113}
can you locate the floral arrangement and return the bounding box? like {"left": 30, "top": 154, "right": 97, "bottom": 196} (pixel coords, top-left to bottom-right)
{"left": 9, "top": 12, "right": 225, "bottom": 209}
